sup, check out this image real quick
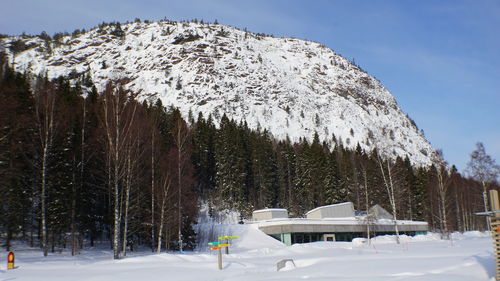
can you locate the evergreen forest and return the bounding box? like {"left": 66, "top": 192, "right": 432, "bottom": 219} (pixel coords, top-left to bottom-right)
{"left": 0, "top": 52, "right": 496, "bottom": 258}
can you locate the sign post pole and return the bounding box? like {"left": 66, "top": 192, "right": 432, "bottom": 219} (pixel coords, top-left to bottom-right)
{"left": 475, "top": 191, "right": 500, "bottom": 281}
{"left": 218, "top": 247, "right": 222, "bottom": 270}
{"left": 489, "top": 190, "right": 500, "bottom": 281}
{"left": 208, "top": 241, "right": 234, "bottom": 270}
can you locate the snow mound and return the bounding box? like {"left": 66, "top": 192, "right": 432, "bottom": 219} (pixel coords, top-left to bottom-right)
{"left": 195, "top": 204, "right": 285, "bottom": 252}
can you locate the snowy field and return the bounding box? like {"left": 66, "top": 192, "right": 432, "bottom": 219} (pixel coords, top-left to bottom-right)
{"left": 0, "top": 226, "right": 494, "bottom": 281}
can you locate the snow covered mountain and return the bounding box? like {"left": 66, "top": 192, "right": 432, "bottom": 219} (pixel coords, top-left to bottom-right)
{"left": 1, "top": 20, "right": 435, "bottom": 166}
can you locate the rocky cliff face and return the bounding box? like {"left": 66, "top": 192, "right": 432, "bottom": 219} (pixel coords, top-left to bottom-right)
{"left": 1, "top": 20, "right": 435, "bottom": 166}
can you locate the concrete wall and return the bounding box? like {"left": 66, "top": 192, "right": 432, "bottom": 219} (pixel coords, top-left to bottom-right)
{"left": 258, "top": 222, "right": 429, "bottom": 235}
{"left": 306, "top": 202, "right": 355, "bottom": 219}
{"left": 252, "top": 209, "right": 288, "bottom": 221}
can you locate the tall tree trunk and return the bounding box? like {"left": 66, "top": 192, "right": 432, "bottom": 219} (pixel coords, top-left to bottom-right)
{"left": 178, "top": 132, "right": 183, "bottom": 252}
{"left": 287, "top": 161, "right": 292, "bottom": 209}
{"left": 113, "top": 156, "right": 121, "bottom": 258}
{"left": 156, "top": 193, "right": 166, "bottom": 254}
{"left": 362, "top": 167, "right": 371, "bottom": 244}
{"left": 102, "top": 86, "right": 138, "bottom": 259}
{"left": 436, "top": 167, "right": 449, "bottom": 238}
{"left": 482, "top": 181, "right": 490, "bottom": 230}
{"left": 173, "top": 119, "right": 189, "bottom": 252}
{"left": 36, "top": 86, "right": 57, "bottom": 257}
{"left": 41, "top": 144, "right": 49, "bottom": 256}
{"left": 378, "top": 156, "right": 400, "bottom": 244}
{"left": 407, "top": 189, "right": 413, "bottom": 221}
{"left": 122, "top": 148, "right": 132, "bottom": 256}
{"left": 111, "top": 91, "right": 122, "bottom": 259}
{"left": 151, "top": 130, "right": 155, "bottom": 252}
{"left": 73, "top": 97, "right": 86, "bottom": 255}
{"left": 71, "top": 156, "right": 77, "bottom": 256}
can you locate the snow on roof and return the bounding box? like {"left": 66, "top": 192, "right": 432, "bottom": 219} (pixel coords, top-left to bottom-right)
{"left": 252, "top": 208, "right": 288, "bottom": 214}
{"left": 305, "top": 202, "right": 353, "bottom": 215}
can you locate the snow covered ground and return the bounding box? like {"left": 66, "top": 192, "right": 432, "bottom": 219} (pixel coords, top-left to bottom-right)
{"left": 0, "top": 228, "right": 494, "bottom": 281}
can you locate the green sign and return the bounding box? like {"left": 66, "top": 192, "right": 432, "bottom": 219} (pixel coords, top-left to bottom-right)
{"left": 208, "top": 242, "right": 220, "bottom": 246}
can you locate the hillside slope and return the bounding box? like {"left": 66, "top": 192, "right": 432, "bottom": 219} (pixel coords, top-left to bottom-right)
{"left": 1, "top": 20, "right": 435, "bottom": 166}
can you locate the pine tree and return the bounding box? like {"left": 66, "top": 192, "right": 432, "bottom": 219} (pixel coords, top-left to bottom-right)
{"left": 276, "top": 140, "right": 297, "bottom": 213}
{"left": 0, "top": 58, "right": 35, "bottom": 250}
{"left": 250, "top": 130, "right": 279, "bottom": 209}
{"left": 324, "top": 148, "right": 343, "bottom": 205}
{"left": 192, "top": 112, "right": 216, "bottom": 197}
{"left": 214, "top": 115, "right": 248, "bottom": 211}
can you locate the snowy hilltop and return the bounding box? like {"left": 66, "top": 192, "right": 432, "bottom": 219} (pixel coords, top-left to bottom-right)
{"left": 1, "top": 20, "right": 435, "bottom": 166}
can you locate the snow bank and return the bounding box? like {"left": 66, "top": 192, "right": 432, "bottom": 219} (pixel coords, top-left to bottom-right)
{"left": 195, "top": 204, "right": 284, "bottom": 252}
{"left": 0, "top": 226, "right": 494, "bottom": 281}
{"left": 352, "top": 231, "right": 491, "bottom": 247}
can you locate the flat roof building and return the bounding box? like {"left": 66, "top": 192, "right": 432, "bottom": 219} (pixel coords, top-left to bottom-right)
{"left": 251, "top": 202, "right": 428, "bottom": 246}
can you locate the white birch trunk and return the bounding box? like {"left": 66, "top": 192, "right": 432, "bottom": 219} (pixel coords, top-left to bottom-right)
{"left": 482, "top": 181, "right": 490, "bottom": 230}
{"left": 35, "top": 84, "right": 57, "bottom": 257}
{"left": 157, "top": 177, "right": 171, "bottom": 254}
{"left": 122, "top": 148, "right": 132, "bottom": 256}
{"left": 436, "top": 167, "right": 449, "bottom": 238}
{"left": 362, "top": 167, "right": 371, "bottom": 244}
{"left": 378, "top": 156, "right": 400, "bottom": 244}
{"left": 151, "top": 130, "right": 155, "bottom": 252}
{"left": 41, "top": 144, "right": 49, "bottom": 256}
{"left": 156, "top": 197, "right": 166, "bottom": 254}
{"left": 178, "top": 128, "right": 183, "bottom": 252}
{"left": 113, "top": 96, "right": 121, "bottom": 259}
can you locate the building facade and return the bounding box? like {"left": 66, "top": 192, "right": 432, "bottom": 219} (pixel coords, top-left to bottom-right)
{"left": 252, "top": 203, "right": 428, "bottom": 246}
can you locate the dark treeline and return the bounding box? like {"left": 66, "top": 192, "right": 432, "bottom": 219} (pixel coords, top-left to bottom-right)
{"left": 0, "top": 53, "right": 496, "bottom": 257}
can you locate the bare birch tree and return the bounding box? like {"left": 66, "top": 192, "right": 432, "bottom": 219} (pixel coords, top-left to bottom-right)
{"left": 70, "top": 96, "right": 87, "bottom": 256}
{"left": 434, "top": 151, "right": 451, "bottom": 239}
{"left": 466, "top": 142, "right": 500, "bottom": 230}
{"left": 121, "top": 112, "right": 148, "bottom": 256}
{"left": 377, "top": 155, "right": 400, "bottom": 244}
{"left": 156, "top": 164, "right": 172, "bottom": 254}
{"left": 467, "top": 142, "right": 500, "bottom": 230}
{"left": 359, "top": 164, "right": 374, "bottom": 244}
{"left": 149, "top": 106, "right": 161, "bottom": 252}
{"left": 151, "top": 127, "right": 156, "bottom": 251}
{"left": 33, "top": 79, "right": 58, "bottom": 257}
{"left": 172, "top": 115, "right": 190, "bottom": 252}
{"left": 101, "top": 83, "right": 138, "bottom": 259}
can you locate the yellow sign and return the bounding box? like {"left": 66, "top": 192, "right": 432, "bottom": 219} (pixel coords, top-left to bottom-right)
{"left": 218, "top": 244, "right": 231, "bottom": 247}
{"left": 218, "top": 236, "right": 239, "bottom": 240}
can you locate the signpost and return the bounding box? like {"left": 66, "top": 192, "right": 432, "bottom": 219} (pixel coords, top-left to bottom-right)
{"left": 490, "top": 190, "right": 500, "bottom": 281}
{"left": 7, "top": 252, "right": 15, "bottom": 270}
{"left": 208, "top": 237, "right": 239, "bottom": 270}
{"left": 208, "top": 241, "right": 225, "bottom": 270}
{"left": 477, "top": 190, "right": 500, "bottom": 281}
{"left": 218, "top": 236, "right": 239, "bottom": 254}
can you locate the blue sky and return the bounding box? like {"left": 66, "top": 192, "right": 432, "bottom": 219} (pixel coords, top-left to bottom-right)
{"left": 1, "top": 0, "right": 499, "bottom": 171}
